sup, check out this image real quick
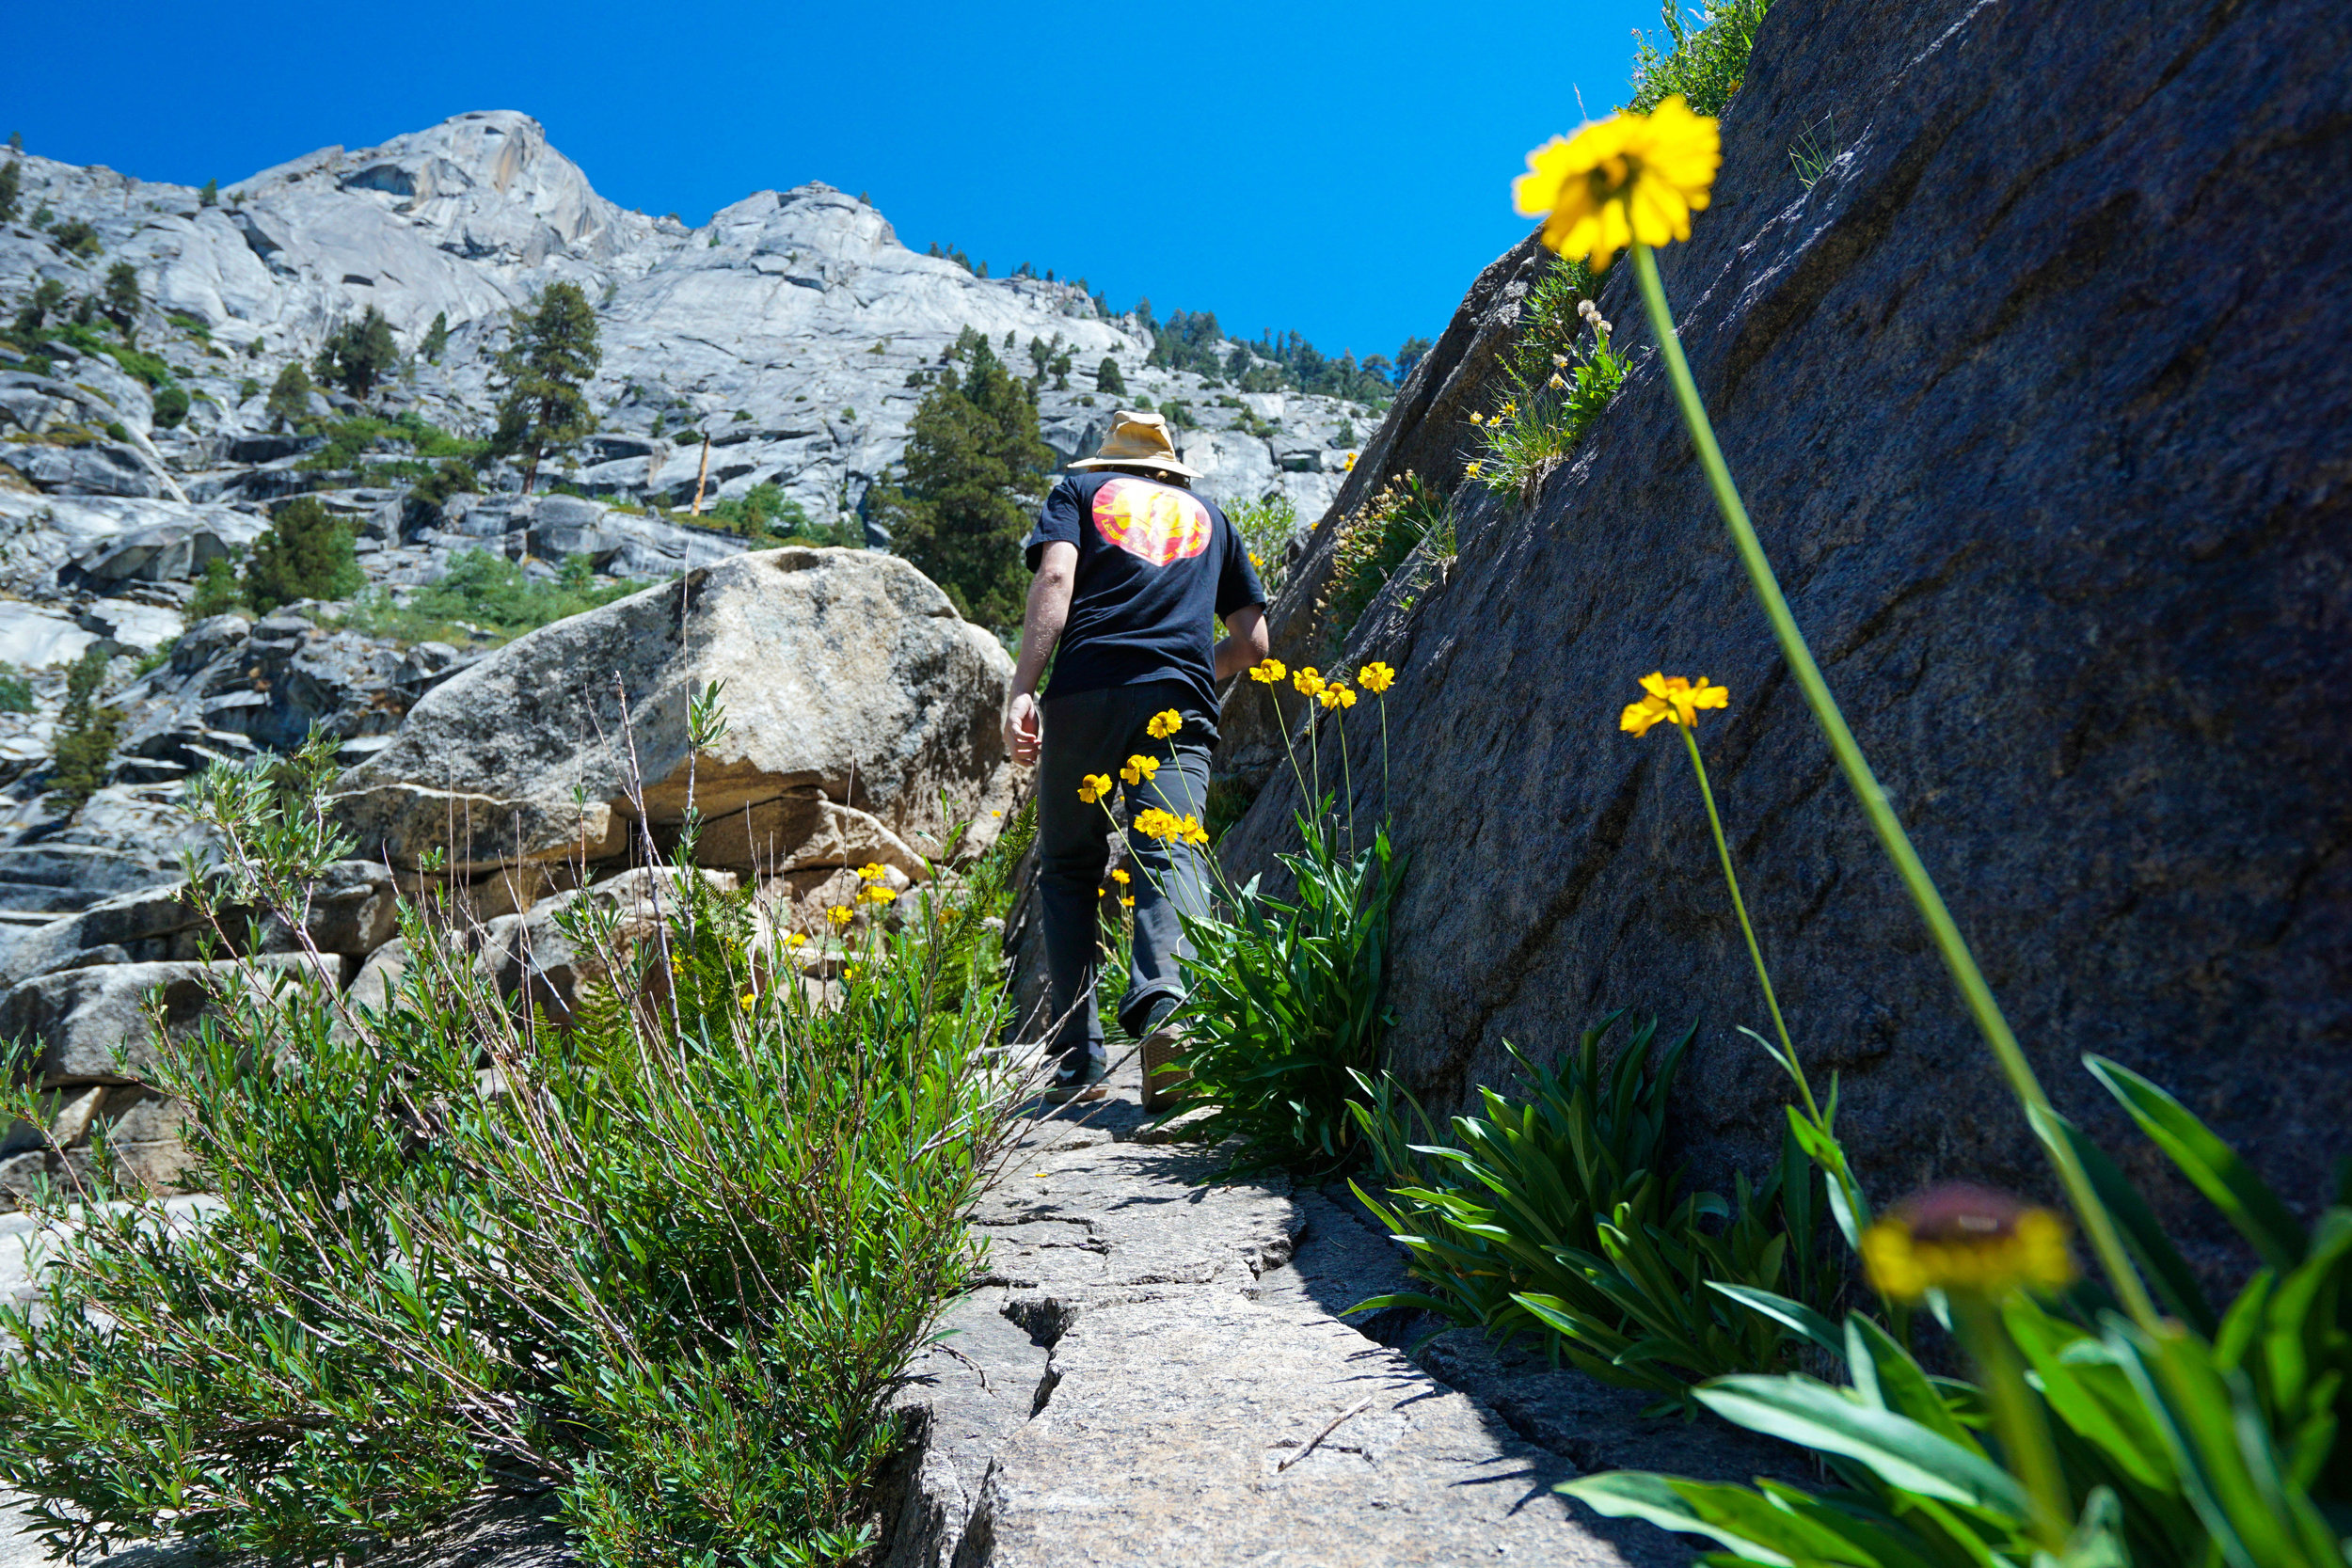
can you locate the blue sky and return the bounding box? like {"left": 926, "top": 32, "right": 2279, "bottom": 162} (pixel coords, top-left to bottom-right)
{"left": 12, "top": 0, "right": 1661, "bottom": 366}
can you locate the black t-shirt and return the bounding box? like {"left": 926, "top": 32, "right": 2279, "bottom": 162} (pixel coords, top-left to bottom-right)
{"left": 1025, "top": 469, "right": 1266, "bottom": 725}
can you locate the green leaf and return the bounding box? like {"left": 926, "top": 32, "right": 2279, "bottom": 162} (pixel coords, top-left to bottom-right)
{"left": 1696, "top": 1374, "right": 2032, "bottom": 1515}
{"left": 2036, "top": 1103, "right": 2217, "bottom": 1335}
{"left": 1708, "top": 1282, "right": 1842, "bottom": 1358}
{"left": 1557, "top": 1471, "right": 1798, "bottom": 1564}
{"left": 2085, "top": 1055, "right": 2307, "bottom": 1271}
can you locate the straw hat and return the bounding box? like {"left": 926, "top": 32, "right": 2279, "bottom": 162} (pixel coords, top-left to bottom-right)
{"left": 1069, "top": 409, "right": 1200, "bottom": 480}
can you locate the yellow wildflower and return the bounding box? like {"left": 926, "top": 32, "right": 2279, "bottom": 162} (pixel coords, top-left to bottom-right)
{"left": 1358, "top": 661, "right": 1394, "bottom": 694}
{"left": 844, "top": 964, "right": 860, "bottom": 982}
{"left": 827, "top": 904, "right": 855, "bottom": 928}
{"left": 784, "top": 933, "right": 808, "bottom": 950}
{"left": 1077, "top": 772, "right": 1113, "bottom": 804}
{"left": 1120, "top": 753, "right": 1161, "bottom": 786}
{"left": 1120, "top": 895, "right": 1136, "bottom": 909}
{"left": 1147, "top": 708, "right": 1184, "bottom": 740}
{"left": 1250, "top": 551, "right": 1263, "bottom": 568}
{"left": 669, "top": 954, "right": 686, "bottom": 975}
{"left": 1110, "top": 868, "right": 1131, "bottom": 885}
{"left": 1468, "top": 409, "right": 1484, "bottom": 426}
{"left": 1318, "top": 683, "right": 1357, "bottom": 709}
{"left": 1292, "top": 666, "right": 1325, "bottom": 697}
{"left": 1548, "top": 373, "right": 1567, "bottom": 391}
{"left": 739, "top": 990, "right": 757, "bottom": 1011}
{"left": 1512, "top": 95, "right": 1722, "bottom": 272}
{"left": 1552, "top": 352, "right": 1570, "bottom": 369}
{"left": 1861, "top": 1184, "right": 2076, "bottom": 1304}
{"left": 1179, "top": 815, "right": 1210, "bottom": 847}
{"left": 1619, "top": 672, "right": 1728, "bottom": 737}
{"left": 857, "top": 882, "right": 897, "bottom": 907}
{"left": 1343, "top": 452, "right": 1356, "bottom": 471}
{"left": 1248, "top": 657, "right": 1287, "bottom": 685}
{"left": 1466, "top": 461, "right": 1483, "bottom": 478}
{"left": 854, "top": 863, "right": 886, "bottom": 883}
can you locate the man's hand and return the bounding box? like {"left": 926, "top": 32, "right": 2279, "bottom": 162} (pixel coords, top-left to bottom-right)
{"left": 1006, "top": 690, "right": 1041, "bottom": 767}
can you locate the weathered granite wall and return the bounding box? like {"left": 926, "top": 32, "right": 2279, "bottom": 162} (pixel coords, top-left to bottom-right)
{"left": 1217, "top": 0, "right": 2352, "bottom": 1275}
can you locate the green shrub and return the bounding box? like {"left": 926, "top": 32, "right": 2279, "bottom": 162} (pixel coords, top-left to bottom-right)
{"left": 1225, "top": 491, "right": 1298, "bottom": 594}
{"left": 1323, "top": 471, "right": 1450, "bottom": 648}
{"left": 11, "top": 277, "right": 65, "bottom": 335}
{"left": 1168, "top": 816, "right": 1398, "bottom": 1176}
{"left": 1095, "top": 356, "right": 1125, "bottom": 395}
{"left": 236, "top": 375, "right": 258, "bottom": 402}
{"left": 0, "top": 161, "right": 17, "bottom": 226}
{"left": 49, "top": 218, "right": 100, "bottom": 259}
{"left": 296, "top": 411, "right": 484, "bottom": 474}
{"left": 105, "top": 342, "right": 172, "bottom": 388}
{"left": 336, "top": 549, "right": 639, "bottom": 647}
{"left": 244, "top": 496, "right": 361, "bottom": 612}
{"left": 0, "top": 724, "right": 1021, "bottom": 1563}
{"left": 1349, "top": 1012, "right": 1832, "bottom": 1411}
{"left": 314, "top": 304, "right": 398, "bottom": 399}
{"left": 102, "top": 261, "right": 139, "bottom": 326}
{"left": 186, "top": 554, "right": 244, "bottom": 619}
{"left": 0, "top": 662, "right": 31, "bottom": 713}
{"left": 197, "top": 179, "right": 217, "bottom": 208}
{"left": 702, "top": 481, "right": 853, "bottom": 546}
{"left": 48, "top": 646, "right": 121, "bottom": 810}
{"left": 264, "top": 360, "right": 311, "bottom": 429}
{"left": 1625, "top": 0, "right": 1773, "bottom": 117}
{"left": 150, "top": 386, "right": 188, "bottom": 429}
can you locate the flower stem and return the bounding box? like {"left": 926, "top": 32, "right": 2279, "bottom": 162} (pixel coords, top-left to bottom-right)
{"left": 1953, "top": 1294, "right": 2073, "bottom": 1549}
{"left": 1677, "top": 724, "right": 1809, "bottom": 1120}
{"left": 1630, "top": 243, "right": 2158, "bottom": 1334}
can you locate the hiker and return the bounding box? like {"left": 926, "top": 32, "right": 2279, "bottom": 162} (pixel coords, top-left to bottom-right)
{"left": 1005, "top": 409, "right": 1269, "bottom": 1102}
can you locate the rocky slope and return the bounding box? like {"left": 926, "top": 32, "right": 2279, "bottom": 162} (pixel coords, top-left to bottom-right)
{"left": 1216, "top": 0, "right": 2351, "bottom": 1274}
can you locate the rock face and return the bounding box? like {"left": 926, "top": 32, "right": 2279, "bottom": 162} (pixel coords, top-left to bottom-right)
{"left": 334, "top": 546, "right": 1018, "bottom": 873}
{"left": 1216, "top": 0, "right": 2352, "bottom": 1272}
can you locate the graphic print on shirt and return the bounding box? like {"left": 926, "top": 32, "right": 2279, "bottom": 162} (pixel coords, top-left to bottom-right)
{"left": 1090, "top": 475, "right": 1211, "bottom": 567}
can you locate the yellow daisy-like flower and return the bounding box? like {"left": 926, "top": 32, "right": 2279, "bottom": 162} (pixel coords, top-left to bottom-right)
{"left": 1343, "top": 452, "right": 1357, "bottom": 471}
{"left": 784, "top": 933, "right": 808, "bottom": 950}
{"left": 1292, "top": 666, "right": 1325, "bottom": 697}
{"left": 1120, "top": 895, "right": 1136, "bottom": 909}
{"left": 1077, "top": 772, "right": 1113, "bottom": 804}
{"left": 739, "top": 990, "right": 757, "bottom": 1011}
{"left": 1358, "top": 661, "right": 1394, "bottom": 694}
{"left": 1321, "top": 683, "right": 1357, "bottom": 709}
{"left": 1147, "top": 708, "right": 1184, "bottom": 740}
{"left": 1250, "top": 551, "right": 1263, "bottom": 568}
{"left": 1860, "top": 1184, "right": 2077, "bottom": 1304}
{"left": 858, "top": 882, "right": 897, "bottom": 907}
{"left": 669, "top": 954, "right": 686, "bottom": 975}
{"left": 1548, "top": 372, "right": 1567, "bottom": 390}
{"left": 827, "top": 904, "right": 855, "bottom": 927}
{"left": 854, "top": 863, "right": 887, "bottom": 883}
{"left": 1466, "top": 461, "right": 1483, "bottom": 478}
{"left": 1133, "top": 807, "right": 1179, "bottom": 842}
{"left": 1120, "top": 753, "right": 1161, "bottom": 786}
{"left": 1618, "top": 671, "right": 1729, "bottom": 737}
{"left": 1468, "top": 409, "right": 1485, "bottom": 426}
{"left": 1179, "top": 815, "right": 1210, "bottom": 847}
{"left": 1249, "top": 657, "right": 1287, "bottom": 685}
{"left": 1110, "top": 868, "right": 1131, "bottom": 885}
{"left": 844, "top": 964, "right": 860, "bottom": 982}
{"left": 1512, "top": 95, "right": 1723, "bottom": 273}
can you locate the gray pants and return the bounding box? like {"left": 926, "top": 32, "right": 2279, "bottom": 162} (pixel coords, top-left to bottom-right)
{"left": 1035, "top": 680, "right": 1214, "bottom": 1061}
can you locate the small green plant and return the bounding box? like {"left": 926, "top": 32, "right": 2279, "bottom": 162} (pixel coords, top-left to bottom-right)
{"left": 49, "top": 218, "right": 101, "bottom": 259}
{"left": 314, "top": 305, "right": 399, "bottom": 399}
{"left": 150, "top": 386, "right": 188, "bottom": 429}
{"left": 197, "top": 178, "right": 218, "bottom": 208}
{"left": 335, "top": 549, "right": 639, "bottom": 646}
{"left": 235, "top": 375, "right": 259, "bottom": 402}
{"left": 1170, "top": 816, "right": 1398, "bottom": 1177}
{"left": 1472, "top": 258, "right": 1626, "bottom": 501}
{"left": 1624, "top": 0, "right": 1773, "bottom": 117}
{"left": 1789, "top": 113, "right": 1836, "bottom": 189}
{"left": 186, "top": 554, "right": 244, "bottom": 619}
{"left": 264, "top": 360, "right": 312, "bottom": 429}
{"left": 244, "top": 496, "right": 361, "bottom": 612}
{"left": 0, "top": 160, "right": 18, "bottom": 225}
{"left": 49, "top": 646, "right": 121, "bottom": 810}
{"left": 0, "top": 662, "right": 31, "bottom": 714}
{"left": 1095, "top": 356, "right": 1125, "bottom": 395}
{"left": 1348, "top": 1014, "right": 1832, "bottom": 1412}
{"left": 421, "top": 309, "right": 449, "bottom": 362}
{"left": 1322, "top": 471, "right": 1450, "bottom": 648}
{"left": 1226, "top": 491, "right": 1299, "bottom": 594}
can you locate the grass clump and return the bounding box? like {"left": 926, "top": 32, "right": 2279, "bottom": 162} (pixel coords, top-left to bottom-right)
{"left": 1470, "top": 258, "right": 1627, "bottom": 503}
{"left": 1625, "top": 0, "right": 1773, "bottom": 117}
{"left": 295, "top": 410, "right": 484, "bottom": 473}
{"left": 1321, "top": 471, "right": 1451, "bottom": 650}
{"left": 0, "top": 724, "right": 1025, "bottom": 1563}
{"left": 1350, "top": 1013, "right": 1833, "bottom": 1413}
{"left": 337, "top": 549, "right": 642, "bottom": 647}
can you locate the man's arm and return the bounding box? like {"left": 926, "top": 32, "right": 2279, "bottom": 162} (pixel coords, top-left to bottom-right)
{"left": 1213, "top": 603, "right": 1270, "bottom": 682}
{"left": 1005, "top": 540, "right": 1077, "bottom": 766}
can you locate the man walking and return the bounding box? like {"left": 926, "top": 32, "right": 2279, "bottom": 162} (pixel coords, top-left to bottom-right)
{"left": 1006, "top": 410, "right": 1269, "bottom": 1102}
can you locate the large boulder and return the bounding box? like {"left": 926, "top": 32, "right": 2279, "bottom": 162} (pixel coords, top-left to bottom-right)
{"left": 331, "top": 546, "right": 1019, "bottom": 874}
{"left": 1215, "top": 0, "right": 2352, "bottom": 1270}
{"left": 0, "top": 955, "right": 318, "bottom": 1085}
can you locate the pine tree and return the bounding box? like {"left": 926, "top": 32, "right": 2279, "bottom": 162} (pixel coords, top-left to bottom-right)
{"left": 489, "top": 282, "right": 600, "bottom": 494}
{"left": 50, "top": 647, "right": 123, "bottom": 812}
{"left": 874, "top": 336, "right": 1053, "bottom": 626}
{"left": 0, "top": 160, "right": 18, "bottom": 226}
{"left": 244, "top": 496, "right": 360, "bottom": 612}
{"left": 421, "top": 309, "right": 449, "bottom": 363}
{"left": 198, "top": 179, "right": 218, "bottom": 208}
{"left": 1095, "top": 356, "right": 1126, "bottom": 395}
{"left": 315, "top": 306, "right": 399, "bottom": 398}
{"left": 102, "top": 261, "right": 140, "bottom": 328}
{"left": 12, "top": 277, "right": 64, "bottom": 336}
{"left": 266, "top": 360, "right": 313, "bottom": 430}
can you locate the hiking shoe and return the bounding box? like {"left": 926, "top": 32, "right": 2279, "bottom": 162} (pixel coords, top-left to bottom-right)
{"left": 1041, "top": 1052, "right": 1108, "bottom": 1104}
{"left": 1139, "top": 1024, "right": 1192, "bottom": 1114}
